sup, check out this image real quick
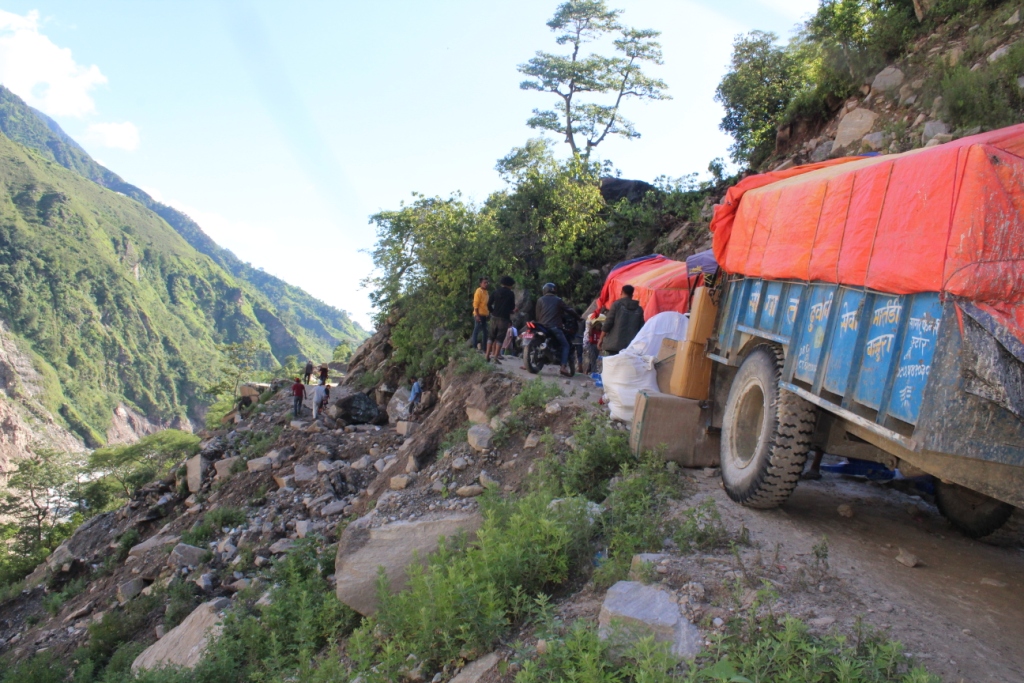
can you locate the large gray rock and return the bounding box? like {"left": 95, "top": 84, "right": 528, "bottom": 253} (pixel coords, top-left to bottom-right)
{"left": 465, "top": 384, "right": 491, "bottom": 424}
{"left": 834, "top": 108, "right": 878, "bottom": 151}
{"left": 451, "top": 652, "right": 500, "bottom": 683}
{"left": 186, "top": 454, "right": 208, "bottom": 493}
{"left": 598, "top": 581, "right": 702, "bottom": 659}
{"left": 810, "top": 140, "right": 833, "bottom": 162}
{"left": 923, "top": 119, "right": 950, "bottom": 142}
{"left": 169, "top": 543, "right": 207, "bottom": 568}
{"left": 467, "top": 425, "right": 494, "bottom": 452}
{"left": 247, "top": 449, "right": 286, "bottom": 473}
{"left": 387, "top": 386, "right": 412, "bottom": 424}
{"left": 128, "top": 534, "right": 180, "bottom": 558}
{"left": 131, "top": 599, "right": 229, "bottom": 672}
{"left": 214, "top": 457, "right": 239, "bottom": 481}
{"left": 871, "top": 66, "right": 904, "bottom": 92}
{"left": 293, "top": 464, "right": 318, "bottom": 483}
{"left": 334, "top": 392, "right": 380, "bottom": 424}
{"left": 117, "top": 577, "right": 147, "bottom": 603}
{"left": 335, "top": 511, "right": 483, "bottom": 615}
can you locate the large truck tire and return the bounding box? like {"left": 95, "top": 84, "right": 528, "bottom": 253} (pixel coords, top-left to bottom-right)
{"left": 935, "top": 481, "right": 1014, "bottom": 538}
{"left": 721, "top": 345, "right": 817, "bottom": 509}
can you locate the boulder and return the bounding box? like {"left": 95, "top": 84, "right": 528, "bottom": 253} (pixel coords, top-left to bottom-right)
{"left": 295, "top": 520, "right": 312, "bottom": 538}
{"left": 131, "top": 599, "right": 230, "bottom": 672}
{"left": 335, "top": 511, "right": 483, "bottom": 615}
{"left": 246, "top": 448, "right": 288, "bottom": 473}
{"left": 544, "top": 401, "right": 562, "bottom": 415}
{"left": 922, "top": 119, "right": 950, "bottom": 142}
{"left": 293, "top": 464, "right": 318, "bottom": 483}
{"left": 467, "top": 425, "right": 494, "bottom": 452}
{"left": 170, "top": 543, "right": 207, "bottom": 568}
{"left": 598, "top": 581, "right": 702, "bottom": 659}
{"left": 456, "top": 485, "right": 485, "bottom": 498}
{"left": 396, "top": 421, "right": 419, "bottom": 436}
{"left": 320, "top": 500, "right": 347, "bottom": 517}
{"left": 390, "top": 474, "right": 412, "bottom": 490}
{"left": 117, "top": 577, "right": 147, "bottom": 603}
{"left": 861, "top": 131, "right": 888, "bottom": 151}
{"left": 273, "top": 474, "right": 294, "bottom": 489}
{"left": 128, "top": 534, "right": 180, "bottom": 558}
{"left": 524, "top": 431, "right": 541, "bottom": 449}
{"left": 810, "top": 140, "right": 833, "bottom": 162}
{"left": 269, "top": 539, "right": 294, "bottom": 554}
{"left": 387, "top": 387, "right": 412, "bottom": 424}
{"left": 465, "top": 385, "right": 491, "bottom": 424}
{"left": 186, "top": 454, "right": 208, "bottom": 493}
{"left": 334, "top": 392, "right": 380, "bottom": 425}
{"left": 214, "top": 457, "right": 239, "bottom": 481}
{"left": 451, "top": 652, "right": 500, "bottom": 683}
{"left": 871, "top": 66, "right": 904, "bottom": 92}
{"left": 833, "top": 109, "right": 878, "bottom": 151}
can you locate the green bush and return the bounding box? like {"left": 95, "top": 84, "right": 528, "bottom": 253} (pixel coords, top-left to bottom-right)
{"left": 558, "top": 415, "right": 634, "bottom": 501}
{"left": 180, "top": 507, "right": 246, "bottom": 547}
{"left": 509, "top": 377, "right": 563, "bottom": 413}
{"left": 164, "top": 580, "right": 202, "bottom": 629}
{"left": 673, "top": 498, "right": 736, "bottom": 552}
{"left": 348, "top": 491, "right": 594, "bottom": 681}
{"left": 0, "top": 652, "right": 66, "bottom": 683}
{"left": 941, "top": 41, "right": 1024, "bottom": 130}
{"left": 42, "top": 576, "right": 87, "bottom": 616}
{"left": 240, "top": 426, "right": 281, "bottom": 460}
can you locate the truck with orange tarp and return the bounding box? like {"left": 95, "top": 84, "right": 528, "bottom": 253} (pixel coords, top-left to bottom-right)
{"left": 702, "top": 123, "right": 1024, "bottom": 537}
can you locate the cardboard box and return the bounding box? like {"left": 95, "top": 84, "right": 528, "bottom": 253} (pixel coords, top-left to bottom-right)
{"left": 630, "top": 390, "right": 718, "bottom": 466}
{"left": 654, "top": 338, "right": 679, "bottom": 394}
{"left": 669, "top": 340, "right": 713, "bottom": 400}
{"left": 686, "top": 286, "right": 719, "bottom": 344}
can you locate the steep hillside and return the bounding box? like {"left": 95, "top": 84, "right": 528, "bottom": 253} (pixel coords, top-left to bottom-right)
{"left": 0, "top": 132, "right": 284, "bottom": 447}
{"left": 0, "top": 86, "right": 366, "bottom": 361}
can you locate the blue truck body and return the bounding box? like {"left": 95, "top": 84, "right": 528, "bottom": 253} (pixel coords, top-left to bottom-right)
{"left": 708, "top": 276, "right": 1024, "bottom": 508}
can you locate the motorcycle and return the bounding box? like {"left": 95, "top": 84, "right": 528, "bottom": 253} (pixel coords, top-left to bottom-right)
{"left": 522, "top": 321, "right": 577, "bottom": 377}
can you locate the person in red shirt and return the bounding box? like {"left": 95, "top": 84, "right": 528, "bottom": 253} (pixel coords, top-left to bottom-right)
{"left": 291, "top": 378, "right": 305, "bottom": 418}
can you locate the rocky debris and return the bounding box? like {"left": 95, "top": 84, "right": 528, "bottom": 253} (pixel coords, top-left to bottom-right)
{"left": 478, "top": 471, "right": 498, "bottom": 488}
{"left": 186, "top": 454, "right": 209, "bottom": 493}
{"left": 452, "top": 456, "right": 469, "bottom": 471}
{"left": 451, "top": 652, "right": 500, "bottom": 683}
{"left": 834, "top": 109, "right": 878, "bottom": 151}
{"left": 861, "top": 132, "right": 888, "bottom": 151}
{"left": 273, "top": 474, "right": 294, "bottom": 489}
{"left": 294, "top": 520, "right": 313, "bottom": 538}
{"left": 128, "top": 534, "right": 180, "bottom": 558}
{"left": 387, "top": 386, "right": 412, "bottom": 423}
{"left": 269, "top": 539, "right": 295, "bottom": 554}
{"left": 628, "top": 553, "right": 670, "bottom": 580}
{"left": 456, "top": 485, "right": 485, "bottom": 498}
{"left": 117, "top": 577, "right": 147, "bottom": 603}
{"left": 335, "top": 511, "right": 483, "bottom": 615}
{"left": 351, "top": 455, "right": 373, "bottom": 470}
{"left": 131, "top": 598, "right": 230, "bottom": 672}
{"left": 837, "top": 504, "right": 854, "bottom": 518}
{"left": 213, "top": 457, "right": 239, "bottom": 481}
{"left": 321, "top": 500, "right": 348, "bottom": 517}
{"left": 194, "top": 573, "right": 216, "bottom": 592}
{"left": 810, "top": 140, "right": 833, "bottom": 162}
{"left": 871, "top": 66, "right": 904, "bottom": 92}
{"left": 895, "top": 548, "right": 920, "bottom": 568}
{"left": 467, "top": 425, "right": 494, "bottom": 452}
{"left": 170, "top": 543, "right": 207, "bottom": 568}
{"left": 247, "top": 448, "right": 288, "bottom": 473}
{"left": 544, "top": 401, "right": 562, "bottom": 415}
{"left": 396, "top": 421, "right": 419, "bottom": 436}
{"left": 334, "top": 392, "right": 380, "bottom": 425}
{"left": 988, "top": 44, "right": 1011, "bottom": 63}
{"left": 981, "top": 577, "right": 1008, "bottom": 588}
{"left": 922, "top": 119, "right": 950, "bottom": 144}
{"left": 390, "top": 474, "right": 412, "bottom": 490}
{"left": 293, "top": 464, "right": 318, "bottom": 483}
{"left": 524, "top": 431, "right": 541, "bottom": 449}
{"left": 599, "top": 581, "right": 702, "bottom": 659}
{"left": 465, "top": 384, "right": 491, "bottom": 424}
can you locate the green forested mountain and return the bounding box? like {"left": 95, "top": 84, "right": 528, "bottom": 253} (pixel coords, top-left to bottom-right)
{"left": 0, "top": 86, "right": 366, "bottom": 362}
{"left": 0, "top": 87, "right": 366, "bottom": 444}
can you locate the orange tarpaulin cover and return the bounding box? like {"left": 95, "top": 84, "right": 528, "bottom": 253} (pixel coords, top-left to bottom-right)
{"left": 710, "top": 123, "right": 1024, "bottom": 346}
{"left": 596, "top": 255, "right": 695, "bottom": 321}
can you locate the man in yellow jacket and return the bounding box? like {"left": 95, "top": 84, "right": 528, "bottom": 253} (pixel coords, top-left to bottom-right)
{"left": 470, "top": 277, "right": 490, "bottom": 351}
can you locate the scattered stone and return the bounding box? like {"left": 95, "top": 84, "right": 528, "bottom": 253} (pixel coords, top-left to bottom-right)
{"left": 871, "top": 66, "right": 905, "bottom": 92}
{"left": 273, "top": 474, "right": 294, "bottom": 490}
{"left": 194, "top": 573, "right": 215, "bottom": 592}
{"left": 810, "top": 140, "right": 833, "bottom": 162}
{"left": 170, "top": 543, "right": 207, "bottom": 568}
{"left": 431, "top": 480, "right": 445, "bottom": 493}
{"left": 895, "top": 548, "right": 920, "bottom": 568}
{"left": 390, "top": 474, "right": 412, "bottom": 490}
{"left": 452, "top": 456, "right": 469, "bottom": 471}
{"left": 396, "top": 421, "right": 419, "bottom": 436}
{"left": 293, "top": 464, "right": 318, "bottom": 483}
{"left": 128, "top": 534, "right": 180, "bottom": 558}
{"left": 489, "top": 415, "right": 506, "bottom": 431}
{"left": 317, "top": 460, "right": 339, "bottom": 473}
{"left": 479, "top": 471, "right": 498, "bottom": 488}
{"left": 923, "top": 119, "right": 950, "bottom": 143}
{"left": 155, "top": 624, "right": 166, "bottom": 639}
{"left": 269, "top": 539, "right": 295, "bottom": 554}
{"left": 861, "top": 132, "right": 888, "bottom": 151}
{"left": 837, "top": 504, "right": 854, "bottom": 518}
{"left": 628, "top": 553, "right": 669, "bottom": 581}
{"left": 451, "top": 652, "right": 500, "bottom": 683}
{"left": 335, "top": 511, "right": 483, "bottom": 615}
{"left": 980, "top": 578, "right": 1008, "bottom": 588}
{"left": 214, "top": 458, "right": 239, "bottom": 481}
{"left": 544, "top": 401, "right": 562, "bottom": 415}
{"left": 524, "top": 431, "right": 541, "bottom": 449}
{"left": 131, "top": 600, "right": 228, "bottom": 672}
{"left": 598, "top": 581, "right": 702, "bottom": 658}
{"left": 456, "top": 485, "right": 485, "bottom": 498}
{"left": 834, "top": 109, "right": 879, "bottom": 151}
{"left": 117, "top": 578, "right": 147, "bottom": 603}
{"left": 290, "top": 420, "right": 308, "bottom": 430}
{"left": 295, "top": 520, "right": 312, "bottom": 538}
{"left": 565, "top": 435, "right": 577, "bottom": 450}
{"left": 989, "top": 44, "right": 1011, "bottom": 63}
{"left": 467, "top": 425, "right": 494, "bottom": 452}
{"left": 809, "top": 616, "right": 836, "bottom": 629}
{"left": 247, "top": 450, "right": 285, "bottom": 473}
{"left": 712, "top": 617, "right": 724, "bottom": 628}
{"left": 350, "top": 455, "right": 373, "bottom": 470}
{"left": 334, "top": 392, "right": 380, "bottom": 424}
{"left": 1006, "top": 8, "right": 1020, "bottom": 24}
{"left": 186, "top": 455, "right": 208, "bottom": 493}
{"left": 321, "top": 500, "right": 347, "bottom": 517}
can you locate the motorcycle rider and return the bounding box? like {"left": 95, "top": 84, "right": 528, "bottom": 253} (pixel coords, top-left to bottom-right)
{"left": 533, "top": 283, "right": 578, "bottom": 376}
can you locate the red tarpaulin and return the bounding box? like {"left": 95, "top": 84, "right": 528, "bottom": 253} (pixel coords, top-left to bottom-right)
{"left": 596, "top": 255, "right": 697, "bottom": 320}
{"left": 710, "top": 123, "right": 1024, "bottom": 347}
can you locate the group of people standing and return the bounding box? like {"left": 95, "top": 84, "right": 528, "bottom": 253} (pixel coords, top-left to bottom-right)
{"left": 469, "top": 277, "right": 646, "bottom": 378}
{"left": 291, "top": 360, "right": 331, "bottom": 419}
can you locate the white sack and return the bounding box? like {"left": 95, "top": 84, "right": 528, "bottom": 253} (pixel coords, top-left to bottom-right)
{"left": 624, "top": 311, "right": 690, "bottom": 357}
{"left": 601, "top": 351, "right": 660, "bottom": 422}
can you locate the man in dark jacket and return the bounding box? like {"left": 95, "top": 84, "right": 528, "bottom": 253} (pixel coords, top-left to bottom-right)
{"left": 534, "top": 283, "right": 577, "bottom": 376}
{"left": 303, "top": 360, "right": 314, "bottom": 385}
{"left": 600, "top": 285, "right": 645, "bottom": 355}
{"left": 486, "top": 276, "right": 516, "bottom": 363}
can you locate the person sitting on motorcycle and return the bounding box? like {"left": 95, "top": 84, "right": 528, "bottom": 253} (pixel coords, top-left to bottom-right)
{"left": 534, "top": 283, "right": 578, "bottom": 376}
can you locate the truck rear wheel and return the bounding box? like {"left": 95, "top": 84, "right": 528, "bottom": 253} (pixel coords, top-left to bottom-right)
{"left": 721, "top": 345, "right": 817, "bottom": 509}
{"left": 935, "top": 481, "right": 1014, "bottom": 538}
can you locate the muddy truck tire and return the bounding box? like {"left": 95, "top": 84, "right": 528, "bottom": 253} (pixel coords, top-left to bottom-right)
{"left": 935, "top": 481, "right": 1015, "bottom": 538}
{"left": 721, "top": 345, "right": 817, "bottom": 509}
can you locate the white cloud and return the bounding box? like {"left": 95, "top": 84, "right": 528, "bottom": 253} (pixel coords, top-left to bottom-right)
{"left": 0, "top": 9, "right": 107, "bottom": 117}
{"left": 86, "top": 121, "right": 140, "bottom": 151}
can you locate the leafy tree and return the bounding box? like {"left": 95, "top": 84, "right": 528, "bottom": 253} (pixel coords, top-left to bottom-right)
{"left": 206, "top": 341, "right": 263, "bottom": 399}
{"left": 0, "top": 448, "right": 76, "bottom": 549}
{"left": 87, "top": 429, "right": 200, "bottom": 499}
{"left": 715, "top": 31, "right": 803, "bottom": 166}
{"left": 518, "top": 0, "right": 669, "bottom": 157}
{"left": 332, "top": 342, "right": 354, "bottom": 363}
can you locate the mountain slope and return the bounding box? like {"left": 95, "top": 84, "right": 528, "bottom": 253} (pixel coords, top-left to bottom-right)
{"left": 0, "top": 86, "right": 366, "bottom": 360}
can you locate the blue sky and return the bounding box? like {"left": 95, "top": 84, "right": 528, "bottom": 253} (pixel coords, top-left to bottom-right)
{"left": 0, "top": 1, "right": 817, "bottom": 328}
